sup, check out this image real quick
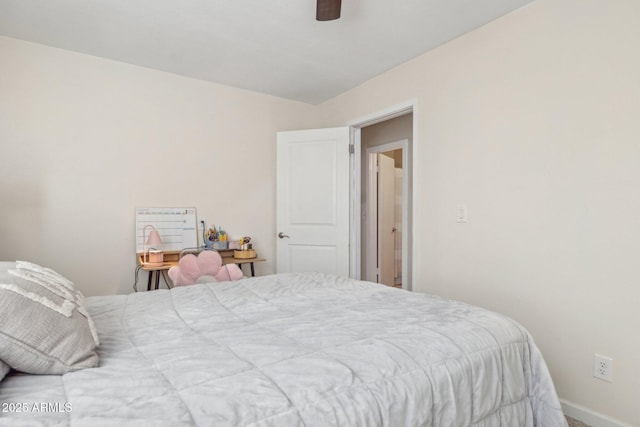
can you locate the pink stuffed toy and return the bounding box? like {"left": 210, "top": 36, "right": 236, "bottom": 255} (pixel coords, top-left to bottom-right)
{"left": 168, "top": 251, "right": 243, "bottom": 286}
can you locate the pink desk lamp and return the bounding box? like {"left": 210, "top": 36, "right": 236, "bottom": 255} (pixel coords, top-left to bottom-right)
{"left": 143, "top": 225, "right": 164, "bottom": 266}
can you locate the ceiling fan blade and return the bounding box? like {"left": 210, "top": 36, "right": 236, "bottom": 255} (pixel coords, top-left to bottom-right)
{"left": 316, "top": 0, "right": 341, "bottom": 21}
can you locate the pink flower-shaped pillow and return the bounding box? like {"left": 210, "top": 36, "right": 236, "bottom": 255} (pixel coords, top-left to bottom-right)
{"left": 168, "top": 251, "right": 242, "bottom": 286}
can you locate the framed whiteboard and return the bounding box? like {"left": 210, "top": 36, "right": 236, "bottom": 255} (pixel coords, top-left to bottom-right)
{"left": 135, "top": 207, "right": 198, "bottom": 253}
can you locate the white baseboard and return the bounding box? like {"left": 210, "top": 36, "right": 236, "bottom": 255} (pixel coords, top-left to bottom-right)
{"left": 561, "top": 399, "right": 633, "bottom": 427}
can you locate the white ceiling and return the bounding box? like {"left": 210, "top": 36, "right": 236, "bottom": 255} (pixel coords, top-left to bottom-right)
{"left": 0, "top": 0, "right": 534, "bottom": 104}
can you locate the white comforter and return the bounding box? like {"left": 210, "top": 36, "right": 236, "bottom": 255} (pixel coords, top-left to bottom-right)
{"left": 0, "top": 273, "right": 567, "bottom": 426}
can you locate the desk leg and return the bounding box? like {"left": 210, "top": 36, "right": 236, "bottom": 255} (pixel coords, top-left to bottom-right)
{"left": 154, "top": 271, "right": 161, "bottom": 290}
{"left": 250, "top": 262, "right": 255, "bottom": 277}
{"left": 147, "top": 271, "right": 153, "bottom": 291}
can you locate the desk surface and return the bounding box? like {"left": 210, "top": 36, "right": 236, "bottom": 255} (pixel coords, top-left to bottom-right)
{"left": 137, "top": 250, "right": 265, "bottom": 271}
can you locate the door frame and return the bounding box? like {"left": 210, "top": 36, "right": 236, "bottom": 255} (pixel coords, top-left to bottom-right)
{"left": 364, "top": 140, "right": 409, "bottom": 285}
{"left": 347, "top": 99, "right": 418, "bottom": 291}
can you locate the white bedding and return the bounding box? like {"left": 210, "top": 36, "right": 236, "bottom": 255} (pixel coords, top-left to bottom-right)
{"left": 0, "top": 273, "right": 567, "bottom": 426}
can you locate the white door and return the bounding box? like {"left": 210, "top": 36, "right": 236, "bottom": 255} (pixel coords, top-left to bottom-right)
{"left": 378, "top": 153, "right": 396, "bottom": 286}
{"left": 276, "top": 127, "right": 350, "bottom": 275}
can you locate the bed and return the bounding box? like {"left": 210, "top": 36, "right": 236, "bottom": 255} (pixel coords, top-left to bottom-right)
{"left": 0, "top": 264, "right": 568, "bottom": 426}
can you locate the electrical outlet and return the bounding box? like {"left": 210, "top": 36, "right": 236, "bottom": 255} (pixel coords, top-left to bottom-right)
{"left": 456, "top": 205, "right": 467, "bottom": 223}
{"left": 593, "top": 354, "right": 613, "bottom": 382}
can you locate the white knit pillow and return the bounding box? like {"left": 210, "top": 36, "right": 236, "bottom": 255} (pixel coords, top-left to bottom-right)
{"left": 0, "top": 261, "right": 99, "bottom": 374}
{"left": 0, "top": 360, "right": 9, "bottom": 381}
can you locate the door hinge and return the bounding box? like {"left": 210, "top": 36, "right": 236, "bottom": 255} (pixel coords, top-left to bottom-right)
{"left": 349, "top": 144, "right": 355, "bottom": 154}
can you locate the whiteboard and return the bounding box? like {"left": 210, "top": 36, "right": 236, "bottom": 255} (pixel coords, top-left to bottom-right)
{"left": 135, "top": 207, "right": 198, "bottom": 253}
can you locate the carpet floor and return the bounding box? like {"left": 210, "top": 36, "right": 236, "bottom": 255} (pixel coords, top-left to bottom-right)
{"left": 566, "top": 416, "right": 592, "bottom": 427}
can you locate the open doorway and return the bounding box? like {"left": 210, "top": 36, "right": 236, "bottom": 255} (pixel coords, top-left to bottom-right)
{"left": 364, "top": 142, "right": 408, "bottom": 287}
{"left": 355, "top": 112, "right": 413, "bottom": 290}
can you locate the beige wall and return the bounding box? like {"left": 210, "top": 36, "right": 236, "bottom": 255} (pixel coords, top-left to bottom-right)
{"left": 316, "top": 0, "right": 640, "bottom": 424}
{"left": 1, "top": 0, "right": 639, "bottom": 423}
{"left": 0, "top": 36, "right": 316, "bottom": 296}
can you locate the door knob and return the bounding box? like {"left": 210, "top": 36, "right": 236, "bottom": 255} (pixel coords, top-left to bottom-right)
{"left": 278, "top": 232, "right": 290, "bottom": 239}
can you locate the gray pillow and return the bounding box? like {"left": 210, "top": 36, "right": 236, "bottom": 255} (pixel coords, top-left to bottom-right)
{"left": 0, "top": 360, "right": 9, "bottom": 381}
{"left": 0, "top": 261, "right": 99, "bottom": 374}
